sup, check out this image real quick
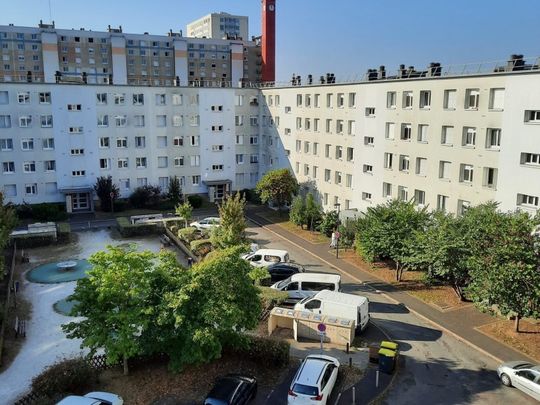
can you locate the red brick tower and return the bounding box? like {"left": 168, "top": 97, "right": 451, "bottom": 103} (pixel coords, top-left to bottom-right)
{"left": 261, "top": 0, "right": 276, "bottom": 82}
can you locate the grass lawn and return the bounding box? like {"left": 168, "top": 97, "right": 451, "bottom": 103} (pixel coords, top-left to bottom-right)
{"left": 257, "top": 211, "right": 329, "bottom": 244}
{"left": 477, "top": 319, "right": 540, "bottom": 362}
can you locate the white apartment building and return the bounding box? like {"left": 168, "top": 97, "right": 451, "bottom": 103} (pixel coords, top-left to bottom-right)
{"left": 2, "top": 56, "right": 540, "bottom": 216}
{"left": 187, "top": 13, "right": 249, "bottom": 40}
{"left": 0, "top": 83, "right": 260, "bottom": 212}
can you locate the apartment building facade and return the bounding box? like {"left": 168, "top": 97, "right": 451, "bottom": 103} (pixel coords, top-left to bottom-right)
{"left": 261, "top": 69, "right": 540, "bottom": 215}
{"left": 0, "top": 23, "right": 261, "bottom": 87}
{"left": 187, "top": 13, "right": 249, "bottom": 40}
{"left": 0, "top": 82, "right": 260, "bottom": 212}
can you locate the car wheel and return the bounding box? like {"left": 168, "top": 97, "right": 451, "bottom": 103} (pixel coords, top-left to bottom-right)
{"left": 500, "top": 373, "right": 512, "bottom": 387}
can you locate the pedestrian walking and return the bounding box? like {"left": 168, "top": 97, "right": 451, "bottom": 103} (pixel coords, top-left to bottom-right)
{"left": 330, "top": 232, "right": 337, "bottom": 248}
{"left": 187, "top": 257, "right": 194, "bottom": 267}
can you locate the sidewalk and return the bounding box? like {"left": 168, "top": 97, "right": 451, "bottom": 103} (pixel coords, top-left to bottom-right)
{"left": 246, "top": 207, "right": 536, "bottom": 364}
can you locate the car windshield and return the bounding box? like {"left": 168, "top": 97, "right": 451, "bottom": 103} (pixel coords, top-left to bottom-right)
{"left": 292, "top": 383, "right": 318, "bottom": 396}
{"left": 276, "top": 276, "right": 291, "bottom": 289}
{"left": 515, "top": 363, "right": 534, "bottom": 369}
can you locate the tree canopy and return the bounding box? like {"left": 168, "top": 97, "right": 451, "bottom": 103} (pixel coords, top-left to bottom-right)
{"left": 94, "top": 176, "right": 119, "bottom": 212}
{"left": 210, "top": 192, "right": 247, "bottom": 249}
{"left": 0, "top": 192, "right": 17, "bottom": 275}
{"left": 175, "top": 201, "right": 193, "bottom": 228}
{"left": 255, "top": 169, "right": 298, "bottom": 210}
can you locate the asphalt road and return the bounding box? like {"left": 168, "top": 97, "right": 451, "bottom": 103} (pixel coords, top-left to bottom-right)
{"left": 245, "top": 221, "right": 536, "bottom": 405}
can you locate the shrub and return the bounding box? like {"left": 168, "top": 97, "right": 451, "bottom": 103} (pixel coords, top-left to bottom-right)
{"left": 12, "top": 234, "right": 57, "bottom": 248}
{"left": 15, "top": 202, "right": 67, "bottom": 221}
{"left": 318, "top": 210, "right": 340, "bottom": 237}
{"left": 187, "top": 194, "right": 203, "bottom": 209}
{"left": 241, "top": 189, "right": 261, "bottom": 204}
{"left": 178, "top": 226, "right": 197, "bottom": 243}
{"left": 190, "top": 239, "right": 212, "bottom": 256}
{"left": 259, "top": 286, "right": 289, "bottom": 308}
{"left": 249, "top": 267, "right": 270, "bottom": 286}
{"left": 289, "top": 195, "right": 306, "bottom": 227}
{"left": 31, "top": 357, "right": 97, "bottom": 398}
{"left": 117, "top": 217, "right": 161, "bottom": 237}
{"left": 113, "top": 199, "right": 129, "bottom": 212}
{"left": 129, "top": 185, "right": 162, "bottom": 209}
{"left": 240, "top": 335, "right": 290, "bottom": 367}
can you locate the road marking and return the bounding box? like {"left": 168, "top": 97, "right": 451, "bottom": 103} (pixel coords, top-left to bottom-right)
{"left": 247, "top": 215, "right": 505, "bottom": 364}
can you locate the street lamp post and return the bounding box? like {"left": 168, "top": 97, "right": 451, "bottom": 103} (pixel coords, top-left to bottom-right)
{"left": 334, "top": 203, "right": 341, "bottom": 259}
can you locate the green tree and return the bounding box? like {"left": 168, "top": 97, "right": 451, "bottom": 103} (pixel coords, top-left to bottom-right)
{"left": 0, "top": 192, "right": 17, "bottom": 277}
{"left": 318, "top": 210, "right": 339, "bottom": 237}
{"left": 94, "top": 176, "right": 119, "bottom": 212}
{"left": 305, "top": 193, "right": 322, "bottom": 231}
{"left": 355, "top": 199, "right": 431, "bottom": 281}
{"left": 62, "top": 246, "right": 185, "bottom": 375}
{"left": 167, "top": 176, "right": 182, "bottom": 206}
{"left": 255, "top": 168, "right": 299, "bottom": 211}
{"left": 289, "top": 195, "right": 306, "bottom": 227}
{"left": 159, "top": 247, "right": 261, "bottom": 371}
{"left": 210, "top": 192, "right": 247, "bottom": 249}
{"left": 175, "top": 201, "right": 193, "bottom": 228}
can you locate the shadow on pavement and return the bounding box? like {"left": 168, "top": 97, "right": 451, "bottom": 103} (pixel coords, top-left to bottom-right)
{"left": 374, "top": 318, "right": 442, "bottom": 343}
{"left": 369, "top": 301, "right": 410, "bottom": 314}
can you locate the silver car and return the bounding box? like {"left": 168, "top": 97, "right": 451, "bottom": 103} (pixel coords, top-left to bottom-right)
{"left": 497, "top": 361, "right": 540, "bottom": 401}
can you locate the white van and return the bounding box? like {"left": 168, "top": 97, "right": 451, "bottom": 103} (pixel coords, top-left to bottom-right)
{"left": 241, "top": 249, "right": 290, "bottom": 267}
{"left": 294, "top": 290, "right": 370, "bottom": 331}
{"left": 270, "top": 273, "right": 341, "bottom": 300}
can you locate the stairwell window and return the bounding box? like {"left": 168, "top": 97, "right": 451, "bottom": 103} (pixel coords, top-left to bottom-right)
{"left": 518, "top": 193, "right": 539, "bottom": 208}
{"left": 365, "top": 107, "right": 375, "bottom": 117}
{"left": 465, "top": 89, "right": 479, "bottom": 110}
{"left": 524, "top": 110, "right": 540, "bottom": 123}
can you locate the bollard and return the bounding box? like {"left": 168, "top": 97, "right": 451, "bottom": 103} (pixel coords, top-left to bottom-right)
{"left": 349, "top": 357, "right": 352, "bottom": 368}
{"left": 352, "top": 386, "right": 356, "bottom": 404}
{"left": 346, "top": 342, "right": 350, "bottom": 354}
{"left": 376, "top": 370, "right": 379, "bottom": 388}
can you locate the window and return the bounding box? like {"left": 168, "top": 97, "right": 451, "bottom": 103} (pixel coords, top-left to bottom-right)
{"left": 400, "top": 124, "right": 412, "bottom": 141}
{"left": 250, "top": 154, "right": 258, "bottom": 164}
{"left": 314, "top": 94, "right": 320, "bottom": 108}
{"left": 155, "top": 94, "right": 166, "bottom": 105}
{"left": 462, "top": 127, "right": 476, "bottom": 147}
{"left": 136, "top": 157, "right": 147, "bottom": 168}
{"left": 486, "top": 128, "right": 501, "bottom": 149}
{"left": 235, "top": 115, "right": 244, "bottom": 126}
{"left": 190, "top": 136, "right": 200, "bottom": 146}
{"left": 156, "top": 115, "right": 166, "bottom": 127}
{"left": 337, "top": 93, "right": 344, "bottom": 108}
{"left": 365, "top": 107, "right": 375, "bottom": 117}
{"left": 335, "top": 146, "right": 343, "bottom": 160}
{"left": 97, "top": 115, "right": 109, "bottom": 127}
{"left": 212, "top": 145, "right": 224, "bottom": 152}
{"left": 25, "top": 184, "right": 37, "bottom": 195}
{"left": 483, "top": 167, "right": 497, "bottom": 188}
{"left": 192, "top": 175, "right": 201, "bottom": 186}
{"left": 99, "top": 158, "right": 110, "bottom": 169}
{"left": 134, "top": 115, "right": 145, "bottom": 127}
{"left": 346, "top": 147, "right": 354, "bottom": 162}
{"left": 336, "top": 120, "right": 344, "bottom": 134}
{"left": 398, "top": 186, "right": 408, "bottom": 201}
{"left": 137, "top": 177, "right": 148, "bottom": 187}
{"left": 173, "top": 137, "right": 184, "bottom": 147}
{"left": 172, "top": 94, "right": 183, "bottom": 105}
{"left": 335, "top": 171, "right": 342, "bottom": 184}
{"left": 348, "top": 93, "right": 356, "bottom": 108}
{"left": 399, "top": 155, "right": 410, "bottom": 172}
{"left": 414, "top": 189, "right": 426, "bottom": 206}
{"left": 284, "top": 106, "right": 291, "bottom": 114}
{"left": 116, "top": 137, "right": 127, "bottom": 148}
{"left": 115, "top": 115, "right": 127, "bottom": 127}
{"left": 39, "top": 115, "right": 53, "bottom": 128}
{"left": 157, "top": 136, "right": 167, "bottom": 148}
{"left": 313, "top": 142, "right": 319, "bottom": 155}
{"left": 250, "top": 116, "right": 258, "bottom": 126}
{"left": 296, "top": 117, "right": 302, "bottom": 130}
{"left": 385, "top": 122, "right": 395, "bottom": 140}
{"left": 437, "top": 195, "right": 448, "bottom": 212}
{"left": 0, "top": 138, "right": 13, "bottom": 151}
{"left": 19, "top": 115, "right": 32, "bottom": 127}
{"left": 324, "top": 193, "right": 328, "bottom": 205}
{"left": 521, "top": 153, "right": 540, "bottom": 166}
{"left": 364, "top": 136, "right": 374, "bottom": 146}
{"left": 518, "top": 193, "right": 539, "bottom": 208}
{"left": 326, "top": 93, "right": 333, "bottom": 108}
{"left": 443, "top": 89, "right": 457, "bottom": 110}
{"left": 96, "top": 93, "right": 107, "bottom": 104}
{"left": 489, "top": 88, "right": 505, "bottom": 110}
{"left": 457, "top": 200, "right": 471, "bottom": 215}
{"left": 304, "top": 118, "right": 311, "bottom": 130}
{"left": 67, "top": 104, "right": 82, "bottom": 111}
{"left": 460, "top": 164, "right": 474, "bottom": 183}
{"left": 68, "top": 126, "right": 83, "bottom": 134}
{"left": 236, "top": 154, "right": 244, "bottom": 164}
{"left": 326, "top": 119, "right": 332, "bottom": 133}
{"left": 313, "top": 166, "right": 319, "bottom": 179}
{"left": 2, "top": 162, "right": 15, "bottom": 173}
{"left": 135, "top": 136, "right": 146, "bottom": 148}
{"left": 419, "top": 90, "right": 431, "bottom": 109}
{"left": 0, "top": 116, "right": 11, "bottom": 128}
{"left": 23, "top": 161, "right": 36, "bottom": 172}
{"left": 0, "top": 91, "right": 7, "bottom": 105}
{"left": 387, "top": 91, "right": 397, "bottom": 108}
{"left": 43, "top": 138, "right": 54, "bottom": 150}
{"left": 525, "top": 110, "right": 540, "bottom": 123}
{"left": 119, "top": 178, "right": 130, "bottom": 190}
{"left": 303, "top": 164, "right": 309, "bottom": 176}
{"left": 39, "top": 92, "right": 51, "bottom": 104}
{"left": 363, "top": 164, "right": 373, "bottom": 174}
{"left": 362, "top": 192, "right": 372, "bottom": 201}
{"left": 384, "top": 153, "right": 393, "bottom": 169}
{"left": 383, "top": 183, "right": 392, "bottom": 198}
{"left": 441, "top": 126, "right": 454, "bottom": 145}
{"left": 158, "top": 156, "right": 168, "bottom": 168}
{"left": 133, "top": 94, "right": 144, "bottom": 105}
{"left": 417, "top": 124, "right": 428, "bottom": 143}
{"left": 304, "top": 141, "right": 310, "bottom": 154}
{"left": 236, "top": 135, "right": 244, "bottom": 145}
{"left": 21, "top": 138, "right": 34, "bottom": 150}
{"left": 296, "top": 94, "right": 302, "bottom": 107}
{"left": 212, "top": 164, "right": 223, "bottom": 171}
{"left": 403, "top": 91, "right": 413, "bottom": 109}
{"left": 190, "top": 155, "right": 200, "bottom": 166}
{"left": 117, "top": 158, "right": 128, "bottom": 169}
{"left": 416, "top": 157, "right": 427, "bottom": 176}
{"left": 43, "top": 160, "right": 56, "bottom": 172}
{"left": 17, "top": 92, "right": 30, "bottom": 104}
{"left": 439, "top": 161, "right": 451, "bottom": 180}
{"left": 465, "top": 89, "right": 479, "bottom": 109}
{"left": 324, "top": 169, "right": 331, "bottom": 182}
{"left": 174, "top": 156, "right": 184, "bottom": 167}
{"left": 325, "top": 144, "right": 331, "bottom": 158}
{"left": 212, "top": 125, "right": 223, "bottom": 132}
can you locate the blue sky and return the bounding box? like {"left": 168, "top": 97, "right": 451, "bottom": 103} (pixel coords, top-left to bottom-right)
{"left": 2, "top": 0, "right": 540, "bottom": 82}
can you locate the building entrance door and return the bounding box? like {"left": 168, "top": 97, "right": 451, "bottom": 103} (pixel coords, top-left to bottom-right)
{"left": 71, "top": 193, "right": 90, "bottom": 211}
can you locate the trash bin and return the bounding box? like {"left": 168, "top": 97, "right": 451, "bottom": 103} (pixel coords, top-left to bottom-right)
{"left": 381, "top": 340, "right": 399, "bottom": 351}
{"left": 368, "top": 343, "right": 380, "bottom": 363}
{"left": 378, "top": 348, "right": 396, "bottom": 374}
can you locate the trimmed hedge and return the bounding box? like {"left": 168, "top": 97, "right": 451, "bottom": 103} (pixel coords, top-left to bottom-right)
{"left": 178, "top": 226, "right": 198, "bottom": 243}
{"left": 190, "top": 239, "right": 212, "bottom": 256}
{"left": 187, "top": 194, "right": 203, "bottom": 208}
{"left": 259, "top": 286, "right": 289, "bottom": 308}
{"left": 16, "top": 202, "right": 67, "bottom": 222}
{"left": 117, "top": 216, "right": 161, "bottom": 237}
{"left": 12, "top": 234, "right": 57, "bottom": 248}
{"left": 240, "top": 335, "right": 290, "bottom": 367}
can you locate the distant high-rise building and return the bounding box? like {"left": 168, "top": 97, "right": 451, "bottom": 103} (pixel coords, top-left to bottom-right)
{"left": 187, "top": 12, "right": 249, "bottom": 40}
{"left": 261, "top": 0, "right": 276, "bottom": 82}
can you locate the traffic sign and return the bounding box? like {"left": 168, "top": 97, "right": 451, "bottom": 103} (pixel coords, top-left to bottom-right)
{"left": 317, "top": 323, "right": 326, "bottom": 333}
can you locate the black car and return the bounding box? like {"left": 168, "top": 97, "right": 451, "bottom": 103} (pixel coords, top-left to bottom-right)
{"left": 204, "top": 374, "right": 257, "bottom": 405}
{"left": 260, "top": 263, "right": 306, "bottom": 286}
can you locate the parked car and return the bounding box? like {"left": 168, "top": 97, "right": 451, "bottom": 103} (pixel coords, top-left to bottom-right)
{"left": 288, "top": 355, "right": 340, "bottom": 404}
{"left": 497, "top": 361, "right": 540, "bottom": 401}
{"left": 271, "top": 273, "right": 342, "bottom": 301}
{"left": 56, "top": 391, "right": 123, "bottom": 405}
{"left": 190, "top": 217, "right": 221, "bottom": 230}
{"left": 241, "top": 249, "right": 290, "bottom": 267}
{"left": 260, "top": 263, "right": 305, "bottom": 286}
{"left": 204, "top": 374, "right": 257, "bottom": 405}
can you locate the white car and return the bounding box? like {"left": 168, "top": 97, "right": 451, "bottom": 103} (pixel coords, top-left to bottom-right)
{"left": 57, "top": 391, "right": 123, "bottom": 405}
{"left": 190, "top": 217, "right": 221, "bottom": 230}
{"left": 497, "top": 361, "right": 540, "bottom": 401}
{"left": 288, "top": 355, "right": 340, "bottom": 404}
